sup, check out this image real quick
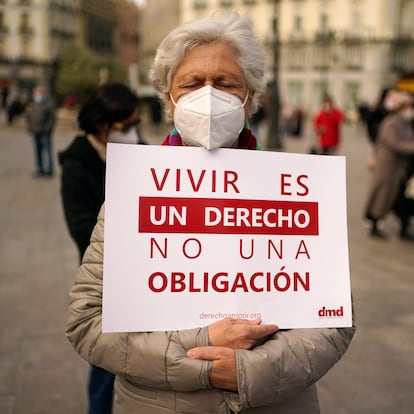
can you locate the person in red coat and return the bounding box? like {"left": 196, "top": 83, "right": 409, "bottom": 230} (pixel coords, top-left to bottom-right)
{"left": 313, "top": 95, "right": 345, "bottom": 154}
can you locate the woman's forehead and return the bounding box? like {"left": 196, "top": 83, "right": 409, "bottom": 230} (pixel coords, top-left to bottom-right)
{"left": 173, "top": 42, "right": 243, "bottom": 81}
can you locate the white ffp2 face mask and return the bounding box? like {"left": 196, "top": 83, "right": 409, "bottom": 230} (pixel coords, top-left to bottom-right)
{"left": 170, "top": 85, "right": 248, "bottom": 150}
{"left": 108, "top": 127, "right": 139, "bottom": 144}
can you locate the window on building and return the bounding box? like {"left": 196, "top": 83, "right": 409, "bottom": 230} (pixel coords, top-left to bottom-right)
{"left": 287, "top": 81, "right": 304, "bottom": 107}
{"left": 392, "top": 43, "right": 413, "bottom": 72}
{"left": 346, "top": 0, "right": 363, "bottom": 38}
{"left": 293, "top": 15, "right": 302, "bottom": 32}
{"left": 312, "top": 81, "right": 329, "bottom": 111}
{"left": 193, "top": 0, "right": 206, "bottom": 9}
{"left": 344, "top": 81, "right": 360, "bottom": 115}
{"left": 20, "top": 12, "right": 33, "bottom": 36}
{"left": 351, "top": 9, "right": 361, "bottom": 29}
{"left": 21, "top": 12, "right": 29, "bottom": 27}
{"left": 287, "top": 46, "right": 306, "bottom": 70}
{"left": 316, "top": 11, "right": 334, "bottom": 41}
{"left": 399, "top": 0, "right": 414, "bottom": 38}
{"left": 344, "top": 44, "right": 362, "bottom": 69}
{"left": 319, "top": 13, "right": 328, "bottom": 32}
{"left": 313, "top": 44, "right": 331, "bottom": 70}
{"left": 272, "top": 17, "right": 278, "bottom": 35}
{"left": 290, "top": 14, "right": 303, "bottom": 40}
{"left": 220, "top": 0, "right": 233, "bottom": 7}
{"left": 0, "top": 11, "right": 7, "bottom": 39}
{"left": 22, "top": 37, "right": 31, "bottom": 59}
{"left": 91, "top": 17, "right": 113, "bottom": 53}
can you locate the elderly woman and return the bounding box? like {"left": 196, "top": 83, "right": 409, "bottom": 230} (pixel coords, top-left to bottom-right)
{"left": 66, "top": 13, "right": 355, "bottom": 414}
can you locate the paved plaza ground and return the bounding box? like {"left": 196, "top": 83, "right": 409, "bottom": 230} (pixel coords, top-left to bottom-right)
{"left": 0, "top": 111, "right": 413, "bottom": 414}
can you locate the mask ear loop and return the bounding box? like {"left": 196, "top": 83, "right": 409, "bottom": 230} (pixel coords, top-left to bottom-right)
{"left": 241, "top": 91, "right": 249, "bottom": 108}
{"left": 169, "top": 93, "right": 178, "bottom": 107}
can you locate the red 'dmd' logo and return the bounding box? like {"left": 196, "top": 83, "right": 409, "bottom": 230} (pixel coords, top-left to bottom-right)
{"left": 318, "top": 306, "right": 344, "bottom": 318}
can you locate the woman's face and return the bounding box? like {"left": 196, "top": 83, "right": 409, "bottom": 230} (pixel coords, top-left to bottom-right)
{"left": 167, "top": 42, "right": 254, "bottom": 117}
{"left": 95, "top": 107, "right": 141, "bottom": 145}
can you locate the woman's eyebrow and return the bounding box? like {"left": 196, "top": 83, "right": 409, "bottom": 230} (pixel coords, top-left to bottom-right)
{"left": 213, "top": 74, "right": 244, "bottom": 84}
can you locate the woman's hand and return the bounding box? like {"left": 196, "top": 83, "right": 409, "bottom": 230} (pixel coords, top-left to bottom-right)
{"left": 187, "top": 346, "right": 238, "bottom": 391}
{"left": 186, "top": 318, "right": 278, "bottom": 392}
{"left": 208, "top": 318, "right": 278, "bottom": 350}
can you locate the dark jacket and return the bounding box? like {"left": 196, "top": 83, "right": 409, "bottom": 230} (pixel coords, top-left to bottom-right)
{"left": 366, "top": 106, "right": 388, "bottom": 144}
{"left": 26, "top": 98, "right": 56, "bottom": 135}
{"left": 58, "top": 135, "right": 105, "bottom": 259}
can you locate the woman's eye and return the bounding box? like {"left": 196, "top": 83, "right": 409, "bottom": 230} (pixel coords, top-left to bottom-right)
{"left": 182, "top": 84, "right": 199, "bottom": 89}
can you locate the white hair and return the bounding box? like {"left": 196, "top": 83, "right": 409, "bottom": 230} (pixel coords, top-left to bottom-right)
{"left": 149, "top": 11, "right": 265, "bottom": 114}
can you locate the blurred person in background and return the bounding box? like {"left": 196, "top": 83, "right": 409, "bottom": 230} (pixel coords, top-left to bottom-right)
{"left": 4, "top": 84, "right": 25, "bottom": 124}
{"left": 313, "top": 94, "right": 345, "bottom": 154}
{"left": 59, "top": 81, "right": 141, "bottom": 414}
{"left": 26, "top": 85, "right": 56, "bottom": 176}
{"left": 364, "top": 88, "right": 399, "bottom": 170}
{"left": 65, "top": 13, "right": 355, "bottom": 414}
{"left": 1, "top": 83, "right": 8, "bottom": 109}
{"left": 364, "top": 90, "right": 414, "bottom": 240}
{"left": 365, "top": 88, "right": 392, "bottom": 145}
{"left": 393, "top": 153, "right": 414, "bottom": 240}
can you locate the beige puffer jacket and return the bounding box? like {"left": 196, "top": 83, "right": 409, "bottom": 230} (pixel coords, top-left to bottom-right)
{"left": 66, "top": 205, "right": 355, "bottom": 414}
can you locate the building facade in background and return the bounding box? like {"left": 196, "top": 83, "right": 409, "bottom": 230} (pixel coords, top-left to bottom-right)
{"left": 0, "top": 0, "right": 140, "bottom": 101}
{"left": 1, "top": 0, "right": 412, "bottom": 114}
{"left": 79, "top": 0, "right": 115, "bottom": 55}
{"left": 0, "top": 0, "right": 79, "bottom": 98}
{"left": 115, "top": 0, "right": 140, "bottom": 90}
{"left": 180, "top": 0, "right": 414, "bottom": 117}
{"left": 138, "top": 0, "right": 179, "bottom": 98}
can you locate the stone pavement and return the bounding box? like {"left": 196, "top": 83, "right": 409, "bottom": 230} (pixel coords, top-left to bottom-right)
{"left": 0, "top": 112, "right": 413, "bottom": 414}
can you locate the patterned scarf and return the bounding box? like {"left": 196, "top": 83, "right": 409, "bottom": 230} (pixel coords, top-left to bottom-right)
{"left": 161, "top": 127, "right": 261, "bottom": 150}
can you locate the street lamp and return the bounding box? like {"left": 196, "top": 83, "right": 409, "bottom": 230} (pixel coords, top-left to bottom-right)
{"left": 266, "top": 0, "right": 282, "bottom": 150}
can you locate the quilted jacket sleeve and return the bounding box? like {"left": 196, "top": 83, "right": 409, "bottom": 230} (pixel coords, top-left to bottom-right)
{"left": 226, "top": 324, "right": 355, "bottom": 411}
{"left": 65, "top": 205, "right": 211, "bottom": 392}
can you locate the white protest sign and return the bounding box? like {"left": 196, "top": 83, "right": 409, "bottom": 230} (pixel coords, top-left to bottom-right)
{"left": 103, "top": 144, "right": 352, "bottom": 332}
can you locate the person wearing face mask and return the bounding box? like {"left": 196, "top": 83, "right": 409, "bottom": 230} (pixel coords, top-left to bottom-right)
{"left": 312, "top": 95, "right": 345, "bottom": 155}
{"left": 65, "top": 13, "right": 355, "bottom": 414}
{"left": 26, "top": 85, "right": 56, "bottom": 176}
{"left": 58, "top": 81, "right": 141, "bottom": 414}
{"left": 364, "top": 90, "right": 414, "bottom": 240}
